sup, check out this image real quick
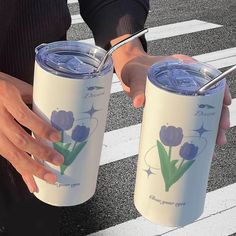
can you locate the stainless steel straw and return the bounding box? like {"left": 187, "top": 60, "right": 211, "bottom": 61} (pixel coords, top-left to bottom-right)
{"left": 197, "top": 64, "right": 236, "bottom": 94}
{"left": 96, "top": 28, "right": 149, "bottom": 72}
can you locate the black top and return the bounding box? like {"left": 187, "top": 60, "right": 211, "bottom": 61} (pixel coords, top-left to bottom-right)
{"left": 0, "top": 1, "right": 149, "bottom": 232}
{"left": 0, "top": 0, "right": 149, "bottom": 84}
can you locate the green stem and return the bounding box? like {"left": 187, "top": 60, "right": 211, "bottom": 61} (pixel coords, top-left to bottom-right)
{"left": 61, "top": 131, "right": 64, "bottom": 142}
{"left": 60, "top": 164, "right": 66, "bottom": 175}
{"left": 178, "top": 159, "right": 185, "bottom": 169}
{"left": 72, "top": 141, "right": 78, "bottom": 152}
{"left": 168, "top": 146, "right": 172, "bottom": 161}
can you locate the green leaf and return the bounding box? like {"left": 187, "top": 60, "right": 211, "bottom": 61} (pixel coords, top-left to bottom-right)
{"left": 206, "top": 104, "right": 214, "bottom": 109}
{"left": 170, "top": 160, "right": 178, "bottom": 174}
{"left": 170, "top": 160, "right": 195, "bottom": 186}
{"left": 63, "top": 143, "right": 71, "bottom": 149}
{"left": 53, "top": 142, "right": 71, "bottom": 157}
{"left": 95, "top": 86, "right": 104, "bottom": 90}
{"left": 60, "top": 164, "right": 67, "bottom": 175}
{"left": 53, "top": 141, "right": 64, "bottom": 148}
{"left": 54, "top": 142, "right": 71, "bottom": 150}
{"left": 63, "top": 141, "right": 87, "bottom": 166}
{"left": 156, "top": 140, "right": 171, "bottom": 191}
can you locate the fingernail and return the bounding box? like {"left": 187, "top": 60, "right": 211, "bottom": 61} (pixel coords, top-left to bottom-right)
{"left": 23, "top": 176, "right": 35, "bottom": 193}
{"left": 53, "top": 154, "right": 64, "bottom": 165}
{"left": 50, "top": 132, "right": 61, "bottom": 142}
{"left": 133, "top": 93, "right": 145, "bottom": 108}
{"left": 27, "top": 183, "right": 35, "bottom": 193}
{"left": 44, "top": 173, "right": 57, "bottom": 184}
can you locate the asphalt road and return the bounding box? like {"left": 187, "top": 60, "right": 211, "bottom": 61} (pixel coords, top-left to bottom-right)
{"left": 59, "top": 0, "right": 236, "bottom": 235}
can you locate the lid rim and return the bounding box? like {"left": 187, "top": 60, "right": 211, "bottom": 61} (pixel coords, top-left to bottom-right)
{"left": 147, "top": 60, "right": 225, "bottom": 96}
{"left": 35, "top": 41, "right": 113, "bottom": 79}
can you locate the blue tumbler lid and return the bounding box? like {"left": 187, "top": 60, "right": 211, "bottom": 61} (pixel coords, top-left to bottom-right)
{"left": 35, "top": 41, "right": 113, "bottom": 79}
{"left": 148, "top": 60, "right": 225, "bottom": 96}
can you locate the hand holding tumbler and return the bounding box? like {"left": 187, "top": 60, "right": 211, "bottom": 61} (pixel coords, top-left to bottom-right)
{"left": 33, "top": 41, "right": 113, "bottom": 206}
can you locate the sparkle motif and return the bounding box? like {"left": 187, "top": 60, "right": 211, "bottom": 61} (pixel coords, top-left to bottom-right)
{"left": 144, "top": 167, "right": 154, "bottom": 177}
{"left": 83, "top": 104, "right": 100, "bottom": 118}
{"left": 193, "top": 124, "right": 210, "bottom": 137}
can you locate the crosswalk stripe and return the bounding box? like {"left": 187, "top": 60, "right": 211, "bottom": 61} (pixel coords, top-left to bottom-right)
{"left": 71, "top": 14, "right": 84, "bottom": 24}
{"left": 101, "top": 123, "right": 141, "bottom": 166}
{"left": 68, "top": 0, "right": 77, "bottom": 4}
{"left": 145, "top": 20, "right": 222, "bottom": 41}
{"left": 110, "top": 47, "right": 236, "bottom": 94}
{"left": 88, "top": 183, "right": 236, "bottom": 236}
{"left": 194, "top": 47, "right": 236, "bottom": 69}
{"left": 80, "top": 20, "right": 222, "bottom": 45}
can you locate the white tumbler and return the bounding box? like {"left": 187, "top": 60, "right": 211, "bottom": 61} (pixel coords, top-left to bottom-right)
{"left": 32, "top": 41, "right": 113, "bottom": 206}
{"left": 134, "top": 60, "right": 225, "bottom": 226}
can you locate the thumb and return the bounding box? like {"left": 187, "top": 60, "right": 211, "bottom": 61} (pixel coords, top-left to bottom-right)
{"left": 128, "top": 66, "right": 149, "bottom": 108}
{"left": 131, "top": 82, "right": 146, "bottom": 108}
{"left": 129, "top": 54, "right": 196, "bottom": 108}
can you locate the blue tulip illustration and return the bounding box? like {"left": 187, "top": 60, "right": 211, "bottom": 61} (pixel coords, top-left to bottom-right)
{"left": 179, "top": 142, "right": 198, "bottom": 161}
{"left": 160, "top": 126, "right": 183, "bottom": 147}
{"left": 51, "top": 110, "right": 93, "bottom": 175}
{"left": 51, "top": 110, "right": 74, "bottom": 131}
{"left": 72, "top": 125, "right": 90, "bottom": 143}
{"left": 51, "top": 110, "right": 74, "bottom": 142}
{"left": 156, "top": 125, "right": 199, "bottom": 192}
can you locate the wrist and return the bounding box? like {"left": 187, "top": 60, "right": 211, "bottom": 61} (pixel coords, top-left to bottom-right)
{"left": 111, "top": 35, "right": 146, "bottom": 79}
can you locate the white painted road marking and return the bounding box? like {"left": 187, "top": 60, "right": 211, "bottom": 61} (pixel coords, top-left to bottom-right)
{"left": 101, "top": 124, "right": 141, "bottom": 166}
{"left": 145, "top": 20, "right": 222, "bottom": 41}
{"left": 194, "top": 47, "right": 236, "bottom": 69}
{"left": 80, "top": 20, "right": 222, "bottom": 45}
{"left": 71, "top": 14, "right": 84, "bottom": 24}
{"left": 89, "top": 183, "right": 236, "bottom": 236}
{"left": 68, "top": 0, "right": 77, "bottom": 4}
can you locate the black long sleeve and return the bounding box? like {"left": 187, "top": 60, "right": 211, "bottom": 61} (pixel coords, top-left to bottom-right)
{"left": 0, "top": 0, "right": 149, "bottom": 84}
{"left": 0, "top": 1, "right": 149, "bottom": 232}
{"left": 79, "top": 0, "right": 149, "bottom": 50}
{"left": 0, "top": 0, "right": 71, "bottom": 84}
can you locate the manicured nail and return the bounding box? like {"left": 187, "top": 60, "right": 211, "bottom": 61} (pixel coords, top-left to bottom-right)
{"left": 133, "top": 93, "right": 145, "bottom": 108}
{"left": 44, "top": 173, "right": 57, "bottom": 184}
{"left": 53, "top": 154, "right": 64, "bottom": 165}
{"left": 27, "top": 183, "right": 35, "bottom": 193}
{"left": 50, "top": 132, "right": 61, "bottom": 142}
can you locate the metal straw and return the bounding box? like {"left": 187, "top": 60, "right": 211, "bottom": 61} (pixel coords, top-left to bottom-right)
{"left": 197, "top": 64, "right": 236, "bottom": 94}
{"left": 96, "top": 28, "right": 149, "bottom": 72}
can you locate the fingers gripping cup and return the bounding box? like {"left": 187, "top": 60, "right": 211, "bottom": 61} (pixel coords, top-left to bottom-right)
{"left": 33, "top": 41, "right": 113, "bottom": 206}
{"left": 134, "top": 60, "right": 225, "bottom": 226}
